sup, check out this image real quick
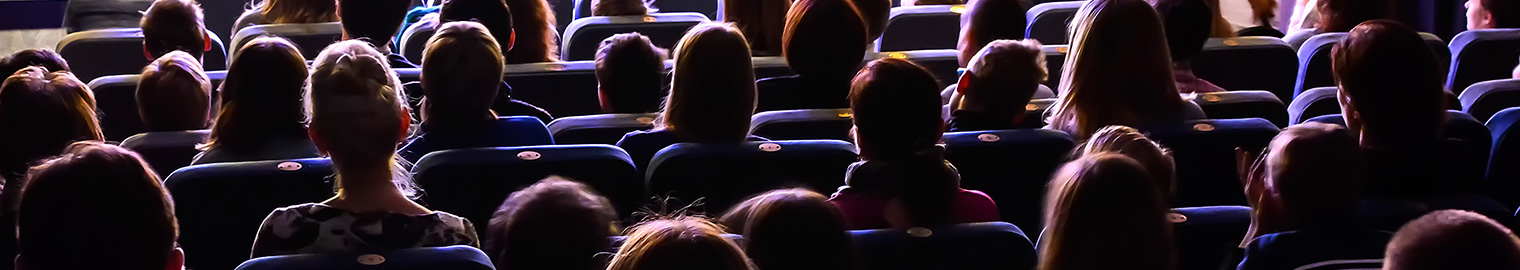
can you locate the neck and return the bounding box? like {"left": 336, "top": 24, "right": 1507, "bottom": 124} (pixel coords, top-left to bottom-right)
{"left": 325, "top": 159, "right": 417, "bottom": 212}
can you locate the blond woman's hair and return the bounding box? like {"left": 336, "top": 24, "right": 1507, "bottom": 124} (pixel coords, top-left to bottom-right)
{"left": 306, "top": 39, "right": 416, "bottom": 198}
{"left": 1047, "top": 0, "right": 1188, "bottom": 140}
{"left": 608, "top": 216, "right": 757, "bottom": 270}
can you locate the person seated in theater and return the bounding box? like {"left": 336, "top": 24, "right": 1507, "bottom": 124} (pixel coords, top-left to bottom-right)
{"left": 616, "top": 23, "right": 768, "bottom": 171}
{"left": 136, "top": 51, "right": 212, "bottom": 133}
{"left": 595, "top": 33, "right": 669, "bottom": 114}
{"left": 721, "top": 189, "right": 859, "bottom": 270}
{"left": 0, "top": 67, "right": 103, "bottom": 270}
{"left": 1075, "top": 125, "right": 1177, "bottom": 205}
{"left": 1331, "top": 20, "right": 1448, "bottom": 197}
{"left": 607, "top": 216, "right": 757, "bottom": 270}
{"left": 140, "top": 0, "right": 212, "bottom": 61}
{"left": 754, "top": 0, "right": 870, "bottom": 111}
{"left": 235, "top": 0, "right": 339, "bottom": 33}
{"left": 400, "top": 21, "right": 553, "bottom": 163}
{"left": 1155, "top": 0, "right": 1228, "bottom": 94}
{"left": 193, "top": 37, "right": 321, "bottom": 165}
{"left": 485, "top": 177, "right": 620, "bottom": 270}
{"left": 1283, "top": 0, "right": 1394, "bottom": 48}
{"left": 429, "top": 0, "right": 553, "bottom": 123}
{"left": 722, "top": 0, "right": 790, "bottom": 56}
{"left": 829, "top": 58, "right": 1001, "bottom": 230}
{"left": 15, "top": 142, "right": 184, "bottom": 270}
{"left": 1466, "top": 0, "right": 1520, "bottom": 30}
{"left": 0, "top": 50, "right": 69, "bottom": 76}
{"left": 337, "top": 0, "right": 417, "bottom": 68}
{"left": 1383, "top": 210, "right": 1520, "bottom": 270}
{"left": 1236, "top": 122, "right": 1392, "bottom": 270}
{"left": 592, "top": 0, "right": 651, "bottom": 16}
{"left": 1041, "top": 153, "right": 1176, "bottom": 270}
{"left": 946, "top": 39, "right": 1047, "bottom": 132}
{"left": 949, "top": 0, "right": 1030, "bottom": 96}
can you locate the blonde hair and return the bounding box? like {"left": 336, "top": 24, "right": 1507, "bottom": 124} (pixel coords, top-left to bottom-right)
{"left": 608, "top": 216, "right": 757, "bottom": 270}
{"left": 306, "top": 40, "right": 416, "bottom": 198}
{"left": 657, "top": 22, "right": 756, "bottom": 143}
{"left": 420, "top": 21, "right": 502, "bottom": 130}
{"left": 1047, "top": 0, "right": 1188, "bottom": 140}
{"left": 251, "top": 0, "right": 339, "bottom": 24}
{"left": 965, "top": 39, "right": 1047, "bottom": 100}
{"left": 1076, "top": 125, "right": 1175, "bottom": 201}
{"left": 136, "top": 50, "right": 212, "bottom": 132}
{"left": 1042, "top": 153, "right": 1175, "bottom": 270}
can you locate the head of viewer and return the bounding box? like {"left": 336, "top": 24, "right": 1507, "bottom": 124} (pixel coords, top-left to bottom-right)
{"left": 1042, "top": 153, "right": 1175, "bottom": 270}
{"left": 502, "top": 0, "right": 561, "bottom": 63}
{"left": 306, "top": 40, "right": 416, "bottom": 197}
{"left": 486, "top": 177, "right": 618, "bottom": 270}
{"left": 1254, "top": 122, "right": 1365, "bottom": 230}
{"left": 1384, "top": 210, "right": 1520, "bottom": 270}
{"left": 658, "top": 23, "right": 757, "bottom": 143}
{"left": 1048, "top": 0, "right": 1187, "bottom": 140}
{"left": 1153, "top": 0, "right": 1214, "bottom": 64}
{"left": 0, "top": 49, "right": 69, "bottom": 76}
{"left": 1076, "top": 125, "right": 1175, "bottom": 201}
{"left": 596, "top": 33, "right": 670, "bottom": 114}
{"left": 137, "top": 51, "right": 212, "bottom": 132}
{"left": 421, "top": 21, "right": 503, "bottom": 129}
{"left": 593, "top": 0, "right": 650, "bottom": 16}
{"left": 337, "top": 0, "right": 413, "bottom": 48}
{"left": 958, "top": 0, "right": 1030, "bottom": 66}
{"left": 1467, "top": 0, "right": 1520, "bottom": 30}
{"left": 851, "top": 58, "right": 944, "bottom": 160}
{"left": 140, "top": 0, "right": 210, "bottom": 60}
{"left": 955, "top": 39, "right": 1046, "bottom": 125}
{"left": 723, "top": 0, "right": 791, "bottom": 56}
{"left": 1333, "top": 20, "right": 1445, "bottom": 155}
{"left": 0, "top": 67, "right": 102, "bottom": 180}
{"left": 607, "top": 216, "right": 757, "bottom": 270}
{"left": 16, "top": 142, "right": 180, "bottom": 270}
{"left": 1315, "top": 0, "right": 1394, "bottom": 32}
{"left": 783, "top": 0, "right": 869, "bottom": 80}
{"left": 721, "top": 189, "right": 856, "bottom": 270}
{"left": 439, "top": 0, "right": 516, "bottom": 57}
{"left": 204, "top": 36, "right": 310, "bottom": 153}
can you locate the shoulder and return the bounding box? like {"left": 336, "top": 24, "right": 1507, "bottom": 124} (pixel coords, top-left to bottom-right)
{"left": 616, "top": 129, "right": 668, "bottom": 146}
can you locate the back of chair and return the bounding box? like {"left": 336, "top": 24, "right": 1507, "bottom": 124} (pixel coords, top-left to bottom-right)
{"left": 504, "top": 61, "right": 609, "bottom": 117}
{"left": 1307, "top": 111, "right": 1493, "bottom": 193}
{"left": 942, "top": 129, "right": 1075, "bottom": 230}
{"left": 561, "top": 13, "right": 708, "bottom": 61}
{"left": 1461, "top": 79, "right": 1520, "bottom": 123}
{"left": 1041, "top": 45, "right": 1068, "bottom": 90}
{"left": 413, "top": 145, "right": 642, "bottom": 224}
{"left": 1294, "top": 32, "right": 1451, "bottom": 101}
{"left": 1287, "top": 86, "right": 1340, "bottom": 124}
{"left": 1025, "top": 1, "right": 1082, "bottom": 45}
{"left": 851, "top": 222, "right": 1037, "bottom": 270}
{"left": 1172, "top": 206, "right": 1252, "bottom": 270}
{"left": 1147, "top": 118, "right": 1280, "bottom": 207}
{"left": 1193, "top": 90, "right": 1288, "bottom": 127}
{"left": 645, "top": 140, "right": 858, "bottom": 212}
{"left": 1448, "top": 29, "right": 1520, "bottom": 95}
{"left": 56, "top": 28, "right": 229, "bottom": 82}
{"left": 121, "top": 129, "right": 210, "bottom": 177}
{"left": 1488, "top": 107, "right": 1520, "bottom": 203}
{"left": 753, "top": 56, "right": 794, "bottom": 78}
{"left": 877, "top": 49, "right": 959, "bottom": 87}
{"left": 230, "top": 22, "right": 344, "bottom": 61}
{"left": 398, "top": 19, "right": 437, "bottom": 65}
{"left": 549, "top": 113, "right": 659, "bottom": 144}
{"left": 1022, "top": 99, "right": 1056, "bottom": 128}
{"left": 573, "top": 0, "right": 722, "bottom": 22}
{"left": 164, "top": 158, "right": 336, "bottom": 270}
{"left": 750, "top": 109, "right": 854, "bottom": 141}
{"left": 877, "top": 5, "right": 963, "bottom": 52}
{"left": 1192, "top": 37, "right": 1298, "bottom": 102}
{"left": 235, "top": 245, "right": 494, "bottom": 270}
{"left": 202, "top": 0, "right": 251, "bottom": 46}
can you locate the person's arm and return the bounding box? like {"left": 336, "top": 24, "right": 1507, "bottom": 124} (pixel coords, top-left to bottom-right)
{"left": 249, "top": 209, "right": 289, "bottom": 258}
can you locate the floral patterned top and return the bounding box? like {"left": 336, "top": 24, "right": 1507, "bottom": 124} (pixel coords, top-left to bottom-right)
{"left": 250, "top": 203, "right": 479, "bottom": 258}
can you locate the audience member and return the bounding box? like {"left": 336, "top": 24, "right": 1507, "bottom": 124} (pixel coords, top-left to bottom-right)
{"left": 1466, "top": 0, "right": 1520, "bottom": 30}
{"left": 1236, "top": 122, "right": 1390, "bottom": 270}
{"left": 607, "top": 216, "right": 757, "bottom": 270}
{"left": 854, "top": 0, "right": 891, "bottom": 40}
{"left": 63, "top": 0, "right": 152, "bottom": 32}
{"left": 235, "top": 0, "right": 339, "bottom": 33}
{"left": 721, "top": 189, "right": 858, "bottom": 270}
{"left": 438, "top": 0, "right": 514, "bottom": 58}
{"left": 1047, "top": 0, "right": 1201, "bottom": 140}
{"left": 485, "top": 177, "right": 619, "bottom": 270}
{"left": 593, "top": 0, "right": 651, "bottom": 16}
{"left": 1156, "top": 0, "right": 1228, "bottom": 94}
{"left": 15, "top": 142, "right": 182, "bottom": 270}
{"left": 1284, "top": 0, "right": 1393, "bottom": 48}
{"left": 136, "top": 51, "right": 211, "bottom": 132}
{"left": 0, "top": 67, "right": 101, "bottom": 270}
{"left": 1041, "top": 153, "right": 1175, "bottom": 270}
{"left": 723, "top": 0, "right": 792, "bottom": 56}
{"left": 830, "top": 58, "right": 1000, "bottom": 229}
{"left": 946, "top": 39, "right": 1046, "bottom": 132}
{"left": 336, "top": 0, "right": 415, "bottom": 67}
{"left": 957, "top": 0, "right": 1030, "bottom": 68}
{"left": 1383, "top": 210, "right": 1520, "bottom": 270}
{"left": 755, "top": 0, "right": 868, "bottom": 111}
{"left": 1219, "top": 0, "right": 1278, "bottom": 32}
{"left": 400, "top": 21, "right": 552, "bottom": 163}
{"left": 1075, "top": 125, "right": 1176, "bottom": 202}
{"left": 1331, "top": 20, "right": 1446, "bottom": 197}
{"left": 193, "top": 37, "right": 319, "bottom": 165}
{"left": 250, "top": 40, "right": 477, "bottom": 257}
{"left": 0, "top": 50, "right": 69, "bottom": 76}
{"left": 911, "top": 0, "right": 965, "bottom": 5}
{"left": 615, "top": 23, "right": 763, "bottom": 170}
{"left": 503, "top": 0, "right": 561, "bottom": 63}
{"left": 141, "top": 0, "right": 211, "bottom": 60}
{"left": 595, "top": 33, "right": 669, "bottom": 114}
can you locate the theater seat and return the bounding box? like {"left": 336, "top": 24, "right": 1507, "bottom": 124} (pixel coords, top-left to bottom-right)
{"left": 851, "top": 222, "right": 1037, "bottom": 270}
{"left": 55, "top": 28, "right": 228, "bottom": 82}
{"left": 753, "top": 56, "right": 794, "bottom": 78}
{"left": 1025, "top": 1, "right": 1083, "bottom": 45}
{"left": 235, "top": 245, "right": 493, "bottom": 270}
{"left": 573, "top": 0, "right": 722, "bottom": 22}
{"left": 165, "top": 158, "right": 336, "bottom": 270}
{"left": 749, "top": 109, "right": 854, "bottom": 141}
{"left": 1307, "top": 111, "right": 1493, "bottom": 192}
{"left": 399, "top": 116, "right": 556, "bottom": 162}
{"left": 1286, "top": 86, "right": 1338, "bottom": 125}
{"left": 398, "top": 18, "right": 437, "bottom": 66}
{"left": 1460, "top": 79, "right": 1520, "bottom": 123}
{"left": 120, "top": 130, "right": 210, "bottom": 178}
{"left": 1021, "top": 99, "right": 1056, "bottom": 128}
{"left": 942, "top": 129, "right": 1076, "bottom": 230}
{"left": 1192, "top": 37, "right": 1298, "bottom": 102}
{"left": 876, "top": 5, "right": 964, "bottom": 52}
{"left": 549, "top": 113, "right": 659, "bottom": 145}
{"left": 877, "top": 49, "right": 959, "bottom": 87}
{"left": 230, "top": 22, "right": 344, "bottom": 61}
{"left": 412, "top": 145, "right": 643, "bottom": 223}
{"left": 1193, "top": 90, "right": 1289, "bottom": 127}
{"left": 561, "top": 13, "right": 708, "bottom": 61}
{"left": 1042, "top": 45, "right": 1068, "bottom": 90}
{"left": 645, "top": 140, "right": 858, "bottom": 212}
{"left": 1487, "top": 108, "right": 1520, "bottom": 206}
{"left": 1447, "top": 29, "right": 1520, "bottom": 95}
{"left": 1147, "top": 118, "right": 1280, "bottom": 207}
{"left": 1172, "top": 206, "right": 1252, "bottom": 270}
{"left": 86, "top": 71, "right": 229, "bottom": 142}
{"left": 1293, "top": 32, "right": 1450, "bottom": 101}
{"left": 505, "top": 61, "right": 612, "bottom": 117}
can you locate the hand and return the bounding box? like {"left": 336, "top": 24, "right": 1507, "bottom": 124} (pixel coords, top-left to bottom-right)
{"left": 1236, "top": 147, "right": 1268, "bottom": 208}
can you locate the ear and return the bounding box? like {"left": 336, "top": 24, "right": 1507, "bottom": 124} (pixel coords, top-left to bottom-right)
{"left": 202, "top": 32, "right": 212, "bottom": 52}
{"left": 143, "top": 43, "right": 155, "bottom": 61}
{"left": 506, "top": 31, "right": 516, "bottom": 51}
{"left": 597, "top": 86, "right": 614, "bottom": 113}
{"left": 397, "top": 107, "right": 412, "bottom": 142}
{"left": 165, "top": 248, "right": 185, "bottom": 270}
{"left": 309, "top": 128, "right": 330, "bottom": 155}
{"left": 15, "top": 254, "right": 25, "bottom": 270}
{"left": 956, "top": 70, "right": 972, "bottom": 95}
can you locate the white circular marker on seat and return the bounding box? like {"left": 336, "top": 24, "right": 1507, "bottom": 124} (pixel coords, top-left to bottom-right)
{"left": 907, "top": 227, "right": 933, "bottom": 238}
{"left": 357, "top": 254, "right": 386, "bottom": 265}
{"left": 277, "top": 162, "right": 302, "bottom": 171}
{"left": 1168, "top": 213, "right": 1188, "bottom": 223}
{"left": 758, "top": 143, "right": 782, "bottom": 152}
{"left": 977, "top": 133, "right": 1001, "bottom": 142}
{"left": 1193, "top": 123, "right": 1216, "bottom": 132}
{"left": 635, "top": 117, "right": 655, "bottom": 124}
{"left": 517, "top": 151, "right": 542, "bottom": 161}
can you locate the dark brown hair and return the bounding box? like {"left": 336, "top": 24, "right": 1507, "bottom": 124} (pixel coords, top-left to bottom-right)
{"left": 657, "top": 23, "right": 757, "bottom": 143}
{"left": 596, "top": 33, "right": 669, "bottom": 114}
{"left": 141, "top": 0, "right": 207, "bottom": 59}
{"left": 721, "top": 189, "right": 857, "bottom": 270}
{"left": 337, "top": 0, "right": 413, "bottom": 47}
{"left": 1385, "top": 210, "right": 1520, "bottom": 270}
{"left": 250, "top": 0, "right": 339, "bottom": 24}
{"left": 0, "top": 67, "right": 102, "bottom": 181}
{"left": 202, "top": 36, "right": 309, "bottom": 155}
{"left": 486, "top": 177, "right": 618, "bottom": 270}
{"left": 0, "top": 49, "right": 69, "bottom": 76}
{"left": 137, "top": 50, "right": 212, "bottom": 132}
{"left": 593, "top": 0, "right": 649, "bottom": 16}
{"left": 723, "top": 0, "right": 791, "bottom": 56}
{"left": 958, "top": 0, "right": 1029, "bottom": 66}
{"left": 1332, "top": 20, "right": 1444, "bottom": 154}
{"left": 783, "top": 0, "right": 868, "bottom": 79}
{"left": 504, "top": 0, "right": 561, "bottom": 63}
{"left": 17, "top": 141, "right": 177, "bottom": 270}
{"left": 851, "top": 58, "right": 943, "bottom": 160}
{"left": 420, "top": 21, "right": 504, "bottom": 131}
{"left": 1315, "top": 0, "right": 1394, "bottom": 32}
{"left": 1154, "top": 0, "right": 1214, "bottom": 61}
{"left": 440, "top": 0, "right": 514, "bottom": 57}
{"left": 1042, "top": 153, "right": 1175, "bottom": 270}
{"left": 1482, "top": 0, "right": 1520, "bottom": 28}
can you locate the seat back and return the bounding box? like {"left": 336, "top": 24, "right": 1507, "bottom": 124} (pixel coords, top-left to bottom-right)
{"left": 120, "top": 130, "right": 210, "bottom": 177}
{"left": 573, "top": 0, "right": 721, "bottom": 22}
{"left": 1193, "top": 90, "right": 1289, "bottom": 127}
{"left": 230, "top": 22, "right": 343, "bottom": 61}
{"left": 87, "top": 71, "right": 229, "bottom": 141}
{"left": 851, "top": 222, "right": 1037, "bottom": 270}
{"left": 877, "top": 5, "right": 963, "bottom": 52}
{"left": 56, "top": 28, "right": 229, "bottom": 82}
{"left": 1025, "top": 1, "right": 1082, "bottom": 45}
{"left": 1041, "top": 45, "right": 1068, "bottom": 90}
{"left": 877, "top": 49, "right": 960, "bottom": 87}
{"left": 398, "top": 18, "right": 437, "bottom": 65}
{"left": 202, "top": 0, "right": 252, "bottom": 46}
{"left": 1489, "top": 108, "right": 1520, "bottom": 201}
{"left": 1287, "top": 86, "right": 1339, "bottom": 124}
{"left": 1172, "top": 206, "right": 1253, "bottom": 270}
{"left": 413, "top": 145, "right": 642, "bottom": 223}
{"left": 750, "top": 109, "right": 854, "bottom": 141}
{"left": 1294, "top": 32, "right": 1451, "bottom": 101}
{"left": 1147, "top": 118, "right": 1280, "bottom": 206}
{"left": 942, "top": 129, "right": 1075, "bottom": 230}
{"left": 561, "top": 13, "right": 708, "bottom": 61}
{"left": 1307, "top": 111, "right": 1493, "bottom": 192}
{"left": 165, "top": 158, "right": 336, "bottom": 270}
{"left": 1448, "top": 29, "right": 1520, "bottom": 95}
{"left": 235, "top": 245, "right": 494, "bottom": 270}
{"left": 753, "top": 56, "right": 794, "bottom": 78}
{"left": 504, "top": 61, "right": 607, "bottom": 117}
{"left": 646, "top": 140, "right": 859, "bottom": 211}
{"left": 1192, "top": 37, "right": 1298, "bottom": 102}
{"left": 1022, "top": 99, "right": 1056, "bottom": 128}
{"left": 549, "top": 113, "right": 659, "bottom": 144}
{"left": 1461, "top": 78, "right": 1520, "bottom": 123}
